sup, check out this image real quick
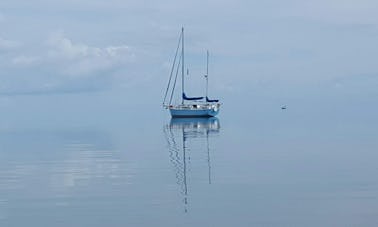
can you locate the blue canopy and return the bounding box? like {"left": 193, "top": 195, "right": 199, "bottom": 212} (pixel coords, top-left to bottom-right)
{"left": 206, "top": 96, "right": 219, "bottom": 102}
{"left": 182, "top": 93, "right": 204, "bottom": 101}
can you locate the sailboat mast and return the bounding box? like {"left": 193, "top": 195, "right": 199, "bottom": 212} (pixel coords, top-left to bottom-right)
{"left": 181, "top": 27, "right": 185, "bottom": 105}
{"left": 206, "top": 50, "right": 209, "bottom": 101}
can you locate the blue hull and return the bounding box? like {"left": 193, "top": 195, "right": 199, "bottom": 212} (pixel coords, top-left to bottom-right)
{"left": 170, "top": 108, "right": 219, "bottom": 118}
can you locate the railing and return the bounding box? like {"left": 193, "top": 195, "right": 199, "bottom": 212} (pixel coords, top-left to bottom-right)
{"left": 168, "top": 103, "right": 220, "bottom": 110}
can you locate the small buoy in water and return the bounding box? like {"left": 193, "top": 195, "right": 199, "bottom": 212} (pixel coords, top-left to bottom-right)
{"left": 281, "top": 106, "right": 286, "bottom": 110}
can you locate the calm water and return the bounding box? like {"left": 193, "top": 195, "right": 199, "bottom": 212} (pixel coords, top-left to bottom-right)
{"left": 0, "top": 92, "right": 378, "bottom": 226}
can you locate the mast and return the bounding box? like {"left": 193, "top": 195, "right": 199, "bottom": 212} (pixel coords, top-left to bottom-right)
{"left": 206, "top": 50, "right": 209, "bottom": 101}
{"left": 181, "top": 27, "right": 185, "bottom": 105}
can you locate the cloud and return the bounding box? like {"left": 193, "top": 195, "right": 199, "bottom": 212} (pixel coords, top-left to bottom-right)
{"left": 46, "top": 31, "right": 135, "bottom": 76}
{"left": 47, "top": 31, "right": 132, "bottom": 60}
{"left": 0, "top": 31, "right": 137, "bottom": 95}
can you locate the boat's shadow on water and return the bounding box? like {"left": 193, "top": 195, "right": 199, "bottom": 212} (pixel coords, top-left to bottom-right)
{"left": 163, "top": 117, "right": 220, "bottom": 213}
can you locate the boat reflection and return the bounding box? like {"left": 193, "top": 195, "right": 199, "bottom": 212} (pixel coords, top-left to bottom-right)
{"left": 164, "top": 117, "right": 220, "bottom": 213}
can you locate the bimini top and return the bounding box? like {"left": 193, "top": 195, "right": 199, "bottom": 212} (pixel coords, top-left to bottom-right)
{"left": 182, "top": 92, "right": 204, "bottom": 101}
{"left": 206, "top": 96, "right": 219, "bottom": 102}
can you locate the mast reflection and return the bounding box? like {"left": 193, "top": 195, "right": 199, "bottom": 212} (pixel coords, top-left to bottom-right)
{"left": 164, "top": 117, "right": 220, "bottom": 213}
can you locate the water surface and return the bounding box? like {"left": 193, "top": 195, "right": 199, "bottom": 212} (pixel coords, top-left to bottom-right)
{"left": 0, "top": 92, "right": 378, "bottom": 226}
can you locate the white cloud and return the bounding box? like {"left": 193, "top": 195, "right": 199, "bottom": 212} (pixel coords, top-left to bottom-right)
{"left": 48, "top": 32, "right": 91, "bottom": 59}
{"left": 47, "top": 31, "right": 132, "bottom": 60}
{"left": 0, "top": 31, "right": 139, "bottom": 94}
{"left": 46, "top": 31, "right": 135, "bottom": 76}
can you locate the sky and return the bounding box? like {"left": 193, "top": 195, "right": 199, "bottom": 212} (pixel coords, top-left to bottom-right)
{"left": 0, "top": 0, "right": 378, "bottom": 105}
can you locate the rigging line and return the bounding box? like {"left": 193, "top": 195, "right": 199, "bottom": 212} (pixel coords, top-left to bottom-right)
{"left": 163, "top": 32, "right": 182, "bottom": 106}
{"left": 169, "top": 51, "right": 182, "bottom": 105}
{"left": 181, "top": 27, "right": 185, "bottom": 105}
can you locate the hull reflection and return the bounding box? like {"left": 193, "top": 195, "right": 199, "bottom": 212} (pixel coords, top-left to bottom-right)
{"left": 164, "top": 117, "right": 220, "bottom": 213}
{"left": 169, "top": 117, "right": 220, "bottom": 131}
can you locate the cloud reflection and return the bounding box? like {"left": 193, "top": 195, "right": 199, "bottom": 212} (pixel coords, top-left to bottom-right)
{"left": 0, "top": 130, "right": 131, "bottom": 196}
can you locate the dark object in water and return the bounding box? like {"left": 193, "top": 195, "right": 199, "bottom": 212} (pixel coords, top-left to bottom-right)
{"left": 281, "top": 106, "right": 287, "bottom": 110}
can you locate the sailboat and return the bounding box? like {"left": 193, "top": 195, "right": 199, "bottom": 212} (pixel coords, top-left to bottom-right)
{"left": 163, "top": 28, "right": 221, "bottom": 118}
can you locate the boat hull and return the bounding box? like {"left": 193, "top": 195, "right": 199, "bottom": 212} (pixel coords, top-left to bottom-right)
{"left": 169, "top": 105, "right": 219, "bottom": 118}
